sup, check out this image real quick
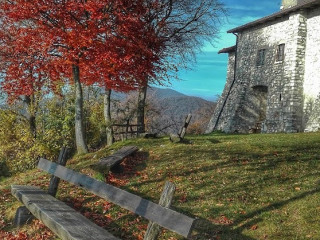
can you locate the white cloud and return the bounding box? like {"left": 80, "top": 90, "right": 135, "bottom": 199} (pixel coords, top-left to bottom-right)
{"left": 191, "top": 88, "right": 214, "bottom": 92}
{"left": 240, "top": 16, "right": 261, "bottom": 23}
{"left": 227, "top": 5, "right": 266, "bottom": 11}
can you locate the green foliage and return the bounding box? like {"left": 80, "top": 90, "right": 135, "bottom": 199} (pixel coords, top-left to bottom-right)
{"left": 0, "top": 86, "right": 110, "bottom": 175}
{"left": 85, "top": 100, "right": 106, "bottom": 149}
{"left": 0, "top": 110, "right": 53, "bottom": 173}
{"left": 37, "top": 95, "right": 75, "bottom": 153}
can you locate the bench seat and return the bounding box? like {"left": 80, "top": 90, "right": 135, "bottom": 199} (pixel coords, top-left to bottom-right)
{"left": 11, "top": 185, "right": 120, "bottom": 240}
{"left": 91, "top": 146, "right": 138, "bottom": 173}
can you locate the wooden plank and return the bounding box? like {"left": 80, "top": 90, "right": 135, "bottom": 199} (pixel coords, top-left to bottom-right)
{"left": 91, "top": 146, "right": 138, "bottom": 173}
{"left": 11, "top": 185, "right": 120, "bottom": 240}
{"left": 48, "top": 146, "right": 69, "bottom": 197}
{"left": 112, "top": 124, "right": 143, "bottom": 127}
{"left": 38, "top": 158, "right": 196, "bottom": 238}
{"left": 144, "top": 182, "right": 176, "bottom": 240}
{"left": 113, "top": 131, "right": 139, "bottom": 135}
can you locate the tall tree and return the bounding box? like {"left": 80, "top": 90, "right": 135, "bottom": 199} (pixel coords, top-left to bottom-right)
{"left": 103, "top": 88, "right": 114, "bottom": 146}
{"left": 1, "top": 0, "right": 162, "bottom": 153}
{"left": 136, "top": 0, "right": 225, "bottom": 132}
{"left": 0, "top": 20, "right": 53, "bottom": 139}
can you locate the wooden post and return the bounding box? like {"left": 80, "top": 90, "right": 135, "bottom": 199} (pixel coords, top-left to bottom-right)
{"left": 179, "top": 114, "right": 192, "bottom": 139}
{"left": 48, "top": 146, "right": 69, "bottom": 197}
{"left": 130, "top": 125, "right": 133, "bottom": 138}
{"left": 144, "top": 182, "right": 176, "bottom": 240}
{"left": 170, "top": 114, "right": 192, "bottom": 143}
{"left": 125, "top": 119, "right": 129, "bottom": 140}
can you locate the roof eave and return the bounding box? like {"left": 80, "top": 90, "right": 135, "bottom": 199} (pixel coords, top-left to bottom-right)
{"left": 218, "top": 45, "right": 236, "bottom": 54}
{"left": 227, "top": 0, "right": 320, "bottom": 33}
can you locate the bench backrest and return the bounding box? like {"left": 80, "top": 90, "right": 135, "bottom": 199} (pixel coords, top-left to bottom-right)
{"left": 38, "top": 158, "right": 195, "bottom": 238}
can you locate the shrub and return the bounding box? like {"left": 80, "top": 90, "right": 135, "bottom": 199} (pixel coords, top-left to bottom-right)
{"left": 0, "top": 109, "right": 53, "bottom": 173}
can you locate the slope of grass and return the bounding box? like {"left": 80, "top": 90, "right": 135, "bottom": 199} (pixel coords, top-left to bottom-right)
{"left": 1, "top": 132, "right": 320, "bottom": 239}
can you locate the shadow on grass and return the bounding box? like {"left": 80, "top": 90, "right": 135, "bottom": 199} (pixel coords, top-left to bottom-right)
{"left": 193, "top": 217, "right": 256, "bottom": 240}
{"left": 231, "top": 187, "right": 320, "bottom": 229}
{"left": 192, "top": 187, "right": 320, "bottom": 239}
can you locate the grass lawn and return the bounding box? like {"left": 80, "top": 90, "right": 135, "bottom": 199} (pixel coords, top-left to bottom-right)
{"left": 1, "top": 132, "right": 320, "bottom": 239}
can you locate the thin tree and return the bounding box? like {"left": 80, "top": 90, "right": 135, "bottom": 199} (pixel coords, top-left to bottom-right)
{"left": 136, "top": 0, "right": 225, "bottom": 133}
{"left": 104, "top": 87, "right": 114, "bottom": 146}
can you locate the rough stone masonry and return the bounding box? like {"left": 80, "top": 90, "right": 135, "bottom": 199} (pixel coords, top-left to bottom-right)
{"left": 207, "top": 0, "right": 320, "bottom": 133}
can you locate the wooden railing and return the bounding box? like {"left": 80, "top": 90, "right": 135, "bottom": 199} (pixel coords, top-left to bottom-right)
{"left": 112, "top": 120, "right": 144, "bottom": 141}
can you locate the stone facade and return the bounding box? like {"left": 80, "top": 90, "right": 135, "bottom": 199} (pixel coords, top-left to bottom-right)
{"left": 207, "top": 0, "right": 320, "bottom": 133}
{"left": 281, "top": 0, "right": 304, "bottom": 9}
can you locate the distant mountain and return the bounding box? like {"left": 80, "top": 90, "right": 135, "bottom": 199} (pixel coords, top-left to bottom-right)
{"left": 144, "top": 88, "right": 216, "bottom": 134}
{"left": 159, "top": 95, "right": 213, "bottom": 116}
{"left": 110, "top": 91, "right": 126, "bottom": 100}
{"left": 111, "top": 87, "right": 187, "bottom": 100}
{"left": 152, "top": 95, "right": 216, "bottom": 133}
{"left": 147, "top": 87, "right": 186, "bottom": 99}
{"left": 110, "top": 87, "right": 216, "bottom": 134}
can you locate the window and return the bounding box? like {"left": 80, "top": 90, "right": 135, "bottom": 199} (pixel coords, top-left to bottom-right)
{"left": 276, "top": 44, "right": 285, "bottom": 62}
{"left": 256, "top": 49, "right": 266, "bottom": 66}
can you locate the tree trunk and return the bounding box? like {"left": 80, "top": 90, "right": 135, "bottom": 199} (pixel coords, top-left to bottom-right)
{"left": 73, "top": 64, "right": 88, "bottom": 154}
{"left": 137, "top": 85, "right": 147, "bottom": 133}
{"left": 104, "top": 88, "right": 114, "bottom": 146}
{"left": 22, "top": 95, "right": 37, "bottom": 139}
{"left": 29, "top": 114, "right": 36, "bottom": 139}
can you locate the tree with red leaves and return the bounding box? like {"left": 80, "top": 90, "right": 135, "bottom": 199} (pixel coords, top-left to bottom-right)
{"left": 0, "top": 1, "right": 162, "bottom": 153}
{"left": 0, "top": 17, "right": 55, "bottom": 138}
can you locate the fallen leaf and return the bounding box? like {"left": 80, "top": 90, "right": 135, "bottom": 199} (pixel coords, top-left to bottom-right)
{"left": 250, "top": 224, "right": 258, "bottom": 230}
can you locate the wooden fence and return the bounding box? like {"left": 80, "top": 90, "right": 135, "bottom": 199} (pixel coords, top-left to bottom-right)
{"left": 112, "top": 120, "right": 144, "bottom": 141}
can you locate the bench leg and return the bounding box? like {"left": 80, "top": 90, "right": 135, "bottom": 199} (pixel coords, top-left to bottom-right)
{"left": 110, "top": 164, "right": 124, "bottom": 173}
{"left": 144, "top": 182, "right": 176, "bottom": 240}
{"left": 14, "top": 206, "right": 35, "bottom": 227}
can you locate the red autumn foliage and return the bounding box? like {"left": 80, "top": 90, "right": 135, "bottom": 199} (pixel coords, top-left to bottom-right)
{"left": 0, "top": 0, "right": 163, "bottom": 100}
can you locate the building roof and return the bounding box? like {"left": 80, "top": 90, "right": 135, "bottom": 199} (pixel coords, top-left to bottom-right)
{"left": 228, "top": 0, "right": 320, "bottom": 33}
{"left": 218, "top": 45, "right": 236, "bottom": 54}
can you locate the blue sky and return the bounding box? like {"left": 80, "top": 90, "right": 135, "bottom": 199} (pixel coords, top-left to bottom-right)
{"left": 165, "top": 0, "right": 281, "bottom": 101}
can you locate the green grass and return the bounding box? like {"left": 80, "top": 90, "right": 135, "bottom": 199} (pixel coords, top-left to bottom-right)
{"left": 1, "top": 132, "right": 320, "bottom": 239}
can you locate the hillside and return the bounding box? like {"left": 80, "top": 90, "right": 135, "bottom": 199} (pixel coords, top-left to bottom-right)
{"left": 147, "top": 87, "right": 187, "bottom": 99}
{"left": 1, "top": 132, "right": 320, "bottom": 239}
{"left": 147, "top": 88, "right": 216, "bottom": 127}
{"left": 110, "top": 87, "right": 187, "bottom": 101}
{"left": 151, "top": 95, "right": 215, "bottom": 134}
{"left": 159, "top": 95, "right": 213, "bottom": 116}
{"left": 112, "top": 87, "right": 216, "bottom": 134}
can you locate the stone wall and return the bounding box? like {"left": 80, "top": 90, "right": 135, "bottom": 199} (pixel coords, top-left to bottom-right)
{"left": 304, "top": 8, "right": 320, "bottom": 131}
{"left": 207, "top": 9, "right": 314, "bottom": 133}
{"left": 206, "top": 52, "right": 236, "bottom": 132}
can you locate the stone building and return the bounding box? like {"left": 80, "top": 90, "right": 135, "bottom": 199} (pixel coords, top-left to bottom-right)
{"left": 207, "top": 0, "right": 320, "bottom": 133}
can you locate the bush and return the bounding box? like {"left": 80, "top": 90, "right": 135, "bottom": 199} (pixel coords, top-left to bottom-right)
{"left": 37, "top": 96, "right": 75, "bottom": 154}
{"left": 0, "top": 110, "right": 53, "bottom": 173}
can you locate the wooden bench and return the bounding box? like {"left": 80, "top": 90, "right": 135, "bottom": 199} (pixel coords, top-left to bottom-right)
{"left": 90, "top": 145, "right": 138, "bottom": 174}
{"left": 12, "top": 158, "right": 196, "bottom": 240}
